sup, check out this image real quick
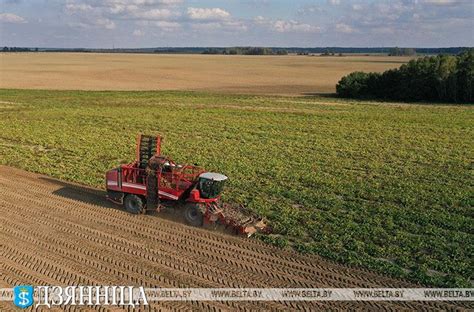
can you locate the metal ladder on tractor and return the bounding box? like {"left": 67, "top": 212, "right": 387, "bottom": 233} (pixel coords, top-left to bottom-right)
{"left": 136, "top": 134, "right": 162, "bottom": 211}
{"left": 137, "top": 134, "right": 161, "bottom": 169}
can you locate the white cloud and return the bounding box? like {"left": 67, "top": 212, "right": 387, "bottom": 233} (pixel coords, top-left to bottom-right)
{"left": 4, "top": 0, "right": 471, "bottom": 47}
{"left": 154, "top": 20, "right": 181, "bottom": 31}
{"left": 65, "top": 3, "right": 93, "bottom": 13}
{"left": 190, "top": 19, "right": 247, "bottom": 32}
{"left": 108, "top": 5, "right": 138, "bottom": 14}
{"left": 273, "top": 20, "right": 320, "bottom": 33}
{"left": 371, "top": 27, "right": 395, "bottom": 35}
{"left": 65, "top": 0, "right": 182, "bottom": 18}
{"left": 297, "top": 4, "right": 323, "bottom": 15}
{"left": 191, "top": 22, "right": 221, "bottom": 31}
{"left": 187, "top": 7, "right": 230, "bottom": 20}
{"left": 133, "top": 29, "right": 144, "bottom": 36}
{"left": 136, "top": 20, "right": 181, "bottom": 31}
{"left": 108, "top": 5, "right": 180, "bottom": 20}
{"left": 154, "top": 20, "right": 180, "bottom": 27}
{"left": 335, "top": 23, "right": 355, "bottom": 33}
{"left": 0, "top": 13, "right": 26, "bottom": 23}
{"left": 99, "top": 0, "right": 182, "bottom": 5}
{"left": 132, "top": 8, "right": 174, "bottom": 19}
{"left": 255, "top": 16, "right": 320, "bottom": 33}
{"left": 96, "top": 18, "right": 116, "bottom": 29}
{"left": 422, "top": 0, "right": 462, "bottom": 5}
{"left": 67, "top": 21, "right": 91, "bottom": 28}
{"left": 222, "top": 20, "right": 248, "bottom": 31}
{"left": 254, "top": 15, "right": 266, "bottom": 24}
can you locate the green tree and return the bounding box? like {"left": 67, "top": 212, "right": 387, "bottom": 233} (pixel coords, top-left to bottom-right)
{"left": 336, "top": 72, "right": 370, "bottom": 98}
{"left": 336, "top": 49, "right": 474, "bottom": 103}
{"left": 456, "top": 49, "right": 474, "bottom": 102}
{"left": 435, "top": 55, "right": 457, "bottom": 101}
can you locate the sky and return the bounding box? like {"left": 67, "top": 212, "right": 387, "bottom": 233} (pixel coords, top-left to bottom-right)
{"left": 0, "top": 0, "right": 473, "bottom": 48}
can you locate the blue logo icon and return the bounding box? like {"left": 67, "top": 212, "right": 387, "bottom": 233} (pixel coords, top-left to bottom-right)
{"left": 13, "top": 285, "right": 34, "bottom": 309}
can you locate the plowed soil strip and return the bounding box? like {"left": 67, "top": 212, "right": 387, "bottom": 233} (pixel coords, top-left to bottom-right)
{"left": 0, "top": 166, "right": 469, "bottom": 311}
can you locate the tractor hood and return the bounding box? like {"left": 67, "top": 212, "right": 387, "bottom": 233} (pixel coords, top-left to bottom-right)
{"left": 198, "top": 172, "right": 228, "bottom": 181}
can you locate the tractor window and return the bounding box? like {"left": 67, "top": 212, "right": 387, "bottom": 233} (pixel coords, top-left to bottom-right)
{"left": 198, "top": 178, "right": 225, "bottom": 199}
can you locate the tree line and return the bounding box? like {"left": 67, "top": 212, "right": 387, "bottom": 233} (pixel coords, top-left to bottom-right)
{"left": 3, "top": 47, "right": 38, "bottom": 52}
{"left": 336, "top": 49, "right": 473, "bottom": 103}
{"left": 2, "top": 46, "right": 470, "bottom": 55}
{"left": 202, "top": 47, "right": 288, "bottom": 55}
{"left": 389, "top": 47, "right": 416, "bottom": 56}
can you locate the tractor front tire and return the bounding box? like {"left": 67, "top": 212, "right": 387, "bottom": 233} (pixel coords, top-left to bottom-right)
{"left": 184, "top": 204, "right": 204, "bottom": 227}
{"left": 124, "top": 194, "right": 145, "bottom": 214}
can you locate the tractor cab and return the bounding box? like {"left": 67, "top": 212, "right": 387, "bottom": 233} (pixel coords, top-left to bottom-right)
{"left": 198, "top": 172, "right": 227, "bottom": 199}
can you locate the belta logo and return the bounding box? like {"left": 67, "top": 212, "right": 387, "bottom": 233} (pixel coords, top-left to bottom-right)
{"left": 13, "top": 285, "right": 34, "bottom": 309}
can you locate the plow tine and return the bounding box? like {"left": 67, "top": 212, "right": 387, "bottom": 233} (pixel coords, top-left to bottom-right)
{"left": 215, "top": 202, "right": 269, "bottom": 237}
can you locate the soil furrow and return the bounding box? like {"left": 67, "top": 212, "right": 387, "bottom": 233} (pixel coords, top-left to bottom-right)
{"left": 0, "top": 166, "right": 469, "bottom": 311}
{"left": 0, "top": 171, "right": 414, "bottom": 287}
{"left": 0, "top": 187, "right": 371, "bottom": 290}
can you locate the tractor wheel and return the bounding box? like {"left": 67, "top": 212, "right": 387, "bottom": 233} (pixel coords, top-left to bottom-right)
{"left": 124, "top": 194, "right": 145, "bottom": 214}
{"left": 184, "top": 204, "right": 203, "bottom": 227}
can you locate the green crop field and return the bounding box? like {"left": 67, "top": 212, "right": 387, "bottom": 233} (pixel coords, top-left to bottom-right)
{"left": 0, "top": 89, "right": 472, "bottom": 287}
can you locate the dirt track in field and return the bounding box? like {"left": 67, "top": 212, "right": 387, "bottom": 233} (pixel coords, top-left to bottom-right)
{"left": 0, "top": 166, "right": 469, "bottom": 311}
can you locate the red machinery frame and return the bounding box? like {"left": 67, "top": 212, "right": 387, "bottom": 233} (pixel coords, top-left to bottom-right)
{"left": 105, "top": 134, "right": 267, "bottom": 236}
{"left": 106, "top": 134, "right": 208, "bottom": 203}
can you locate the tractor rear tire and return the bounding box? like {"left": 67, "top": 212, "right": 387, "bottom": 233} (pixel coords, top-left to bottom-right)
{"left": 184, "top": 204, "right": 203, "bottom": 227}
{"left": 124, "top": 194, "right": 145, "bottom": 214}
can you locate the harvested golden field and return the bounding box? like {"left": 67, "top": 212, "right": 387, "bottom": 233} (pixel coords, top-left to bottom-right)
{"left": 0, "top": 52, "right": 411, "bottom": 95}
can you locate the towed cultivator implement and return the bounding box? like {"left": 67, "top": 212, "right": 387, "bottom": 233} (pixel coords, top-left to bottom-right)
{"left": 106, "top": 135, "right": 267, "bottom": 236}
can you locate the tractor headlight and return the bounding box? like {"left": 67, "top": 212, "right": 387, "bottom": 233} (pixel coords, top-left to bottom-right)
{"left": 198, "top": 172, "right": 228, "bottom": 199}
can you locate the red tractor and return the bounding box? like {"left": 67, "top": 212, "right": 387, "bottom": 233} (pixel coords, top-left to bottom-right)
{"left": 105, "top": 134, "right": 266, "bottom": 236}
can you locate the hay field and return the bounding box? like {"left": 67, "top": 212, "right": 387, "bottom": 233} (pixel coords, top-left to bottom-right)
{"left": 0, "top": 53, "right": 411, "bottom": 95}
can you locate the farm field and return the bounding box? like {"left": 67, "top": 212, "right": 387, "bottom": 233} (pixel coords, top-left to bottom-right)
{"left": 0, "top": 53, "right": 411, "bottom": 95}
{"left": 4, "top": 166, "right": 467, "bottom": 311}
{"left": 0, "top": 89, "right": 472, "bottom": 289}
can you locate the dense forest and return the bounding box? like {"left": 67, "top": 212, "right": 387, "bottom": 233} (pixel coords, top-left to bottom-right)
{"left": 336, "top": 49, "right": 474, "bottom": 103}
